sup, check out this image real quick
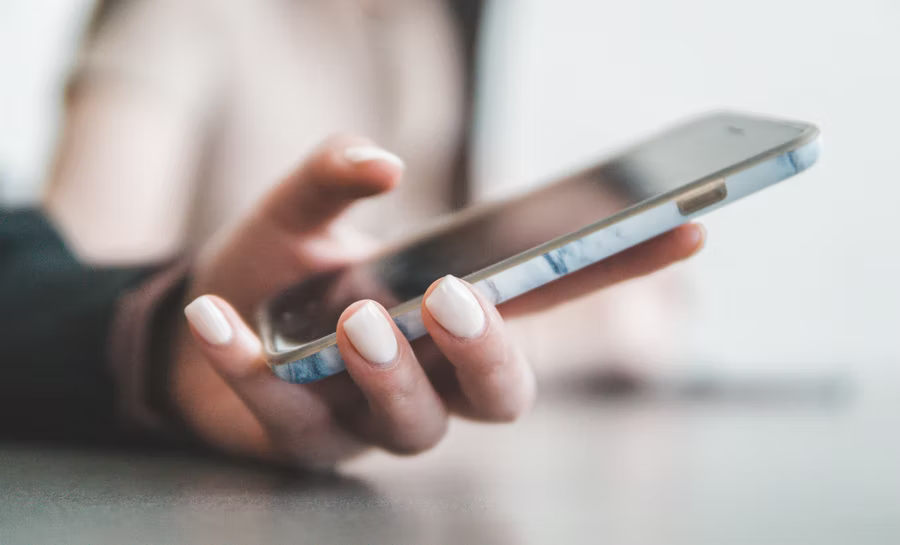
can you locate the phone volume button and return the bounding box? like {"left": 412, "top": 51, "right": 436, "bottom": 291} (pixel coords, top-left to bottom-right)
{"left": 677, "top": 178, "right": 727, "bottom": 216}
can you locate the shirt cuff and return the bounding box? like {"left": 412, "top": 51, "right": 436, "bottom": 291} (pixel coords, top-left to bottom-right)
{"left": 107, "top": 258, "right": 190, "bottom": 434}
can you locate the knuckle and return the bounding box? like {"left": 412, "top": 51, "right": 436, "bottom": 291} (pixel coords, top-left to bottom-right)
{"left": 381, "top": 372, "right": 425, "bottom": 410}
{"left": 383, "top": 420, "right": 448, "bottom": 456}
{"left": 458, "top": 341, "right": 509, "bottom": 378}
{"left": 272, "top": 419, "right": 347, "bottom": 469}
{"left": 473, "top": 364, "right": 537, "bottom": 424}
{"left": 484, "top": 399, "right": 531, "bottom": 423}
{"left": 476, "top": 389, "right": 534, "bottom": 423}
{"left": 269, "top": 415, "right": 318, "bottom": 447}
{"left": 368, "top": 372, "right": 449, "bottom": 456}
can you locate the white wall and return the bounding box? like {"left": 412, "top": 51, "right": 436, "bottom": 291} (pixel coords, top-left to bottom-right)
{"left": 0, "top": 0, "right": 94, "bottom": 203}
{"left": 475, "top": 0, "right": 900, "bottom": 370}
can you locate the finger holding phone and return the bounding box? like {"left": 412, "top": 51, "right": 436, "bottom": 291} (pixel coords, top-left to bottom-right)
{"left": 174, "top": 134, "right": 707, "bottom": 468}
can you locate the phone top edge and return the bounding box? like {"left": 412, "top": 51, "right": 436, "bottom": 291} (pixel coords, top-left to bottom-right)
{"left": 263, "top": 114, "right": 820, "bottom": 364}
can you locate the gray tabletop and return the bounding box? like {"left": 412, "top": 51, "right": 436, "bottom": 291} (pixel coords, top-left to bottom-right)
{"left": 2, "top": 364, "right": 899, "bottom": 545}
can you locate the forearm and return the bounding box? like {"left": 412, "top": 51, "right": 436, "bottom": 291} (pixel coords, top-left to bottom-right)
{"left": 44, "top": 86, "right": 204, "bottom": 265}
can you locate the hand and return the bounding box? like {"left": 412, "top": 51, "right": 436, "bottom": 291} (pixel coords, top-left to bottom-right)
{"left": 171, "top": 135, "right": 706, "bottom": 468}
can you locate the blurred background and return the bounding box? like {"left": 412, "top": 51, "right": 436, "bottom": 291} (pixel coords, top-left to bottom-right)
{"left": 3, "top": 0, "right": 897, "bottom": 370}
{"left": 2, "top": 0, "right": 899, "bottom": 542}
{"left": 474, "top": 0, "right": 898, "bottom": 371}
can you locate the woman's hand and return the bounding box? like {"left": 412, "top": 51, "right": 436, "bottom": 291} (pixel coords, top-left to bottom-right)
{"left": 171, "top": 135, "right": 706, "bottom": 468}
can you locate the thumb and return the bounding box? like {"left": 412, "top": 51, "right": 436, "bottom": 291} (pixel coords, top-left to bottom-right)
{"left": 259, "top": 135, "right": 405, "bottom": 234}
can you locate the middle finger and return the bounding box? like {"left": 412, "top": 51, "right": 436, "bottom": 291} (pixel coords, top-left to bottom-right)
{"left": 337, "top": 300, "right": 449, "bottom": 455}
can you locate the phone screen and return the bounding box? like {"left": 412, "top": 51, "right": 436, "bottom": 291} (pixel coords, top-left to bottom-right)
{"left": 266, "top": 112, "right": 808, "bottom": 350}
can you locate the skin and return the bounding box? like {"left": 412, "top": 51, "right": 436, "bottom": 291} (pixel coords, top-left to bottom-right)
{"left": 173, "top": 135, "right": 707, "bottom": 469}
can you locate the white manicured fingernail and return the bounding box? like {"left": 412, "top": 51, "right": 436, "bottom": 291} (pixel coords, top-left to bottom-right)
{"left": 425, "top": 276, "right": 486, "bottom": 339}
{"left": 185, "top": 296, "right": 233, "bottom": 345}
{"left": 343, "top": 301, "right": 399, "bottom": 365}
{"left": 344, "top": 146, "right": 405, "bottom": 169}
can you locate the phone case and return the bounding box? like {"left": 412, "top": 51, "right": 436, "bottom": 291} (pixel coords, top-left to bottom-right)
{"left": 267, "top": 136, "right": 820, "bottom": 383}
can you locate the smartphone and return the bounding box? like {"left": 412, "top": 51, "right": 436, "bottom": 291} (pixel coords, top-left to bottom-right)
{"left": 258, "top": 111, "right": 821, "bottom": 383}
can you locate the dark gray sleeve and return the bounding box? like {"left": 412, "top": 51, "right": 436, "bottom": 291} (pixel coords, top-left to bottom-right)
{"left": 0, "top": 209, "right": 155, "bottom": 439}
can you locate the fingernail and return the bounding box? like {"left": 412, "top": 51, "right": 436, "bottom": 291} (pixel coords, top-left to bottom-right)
{"left": 692, "top": 223, "right": 707, "bottom": 247}
{"left": 344, "top": 146, "right": 405, "bottom": 169}
{"left": 343, "top": 301, "right": 399, "bottom": 365}
{"left": 425, "top": 276, "right": 486, "bottom": 339}
{"left": 185, "top": 296, "right": 233, "bottom": 345}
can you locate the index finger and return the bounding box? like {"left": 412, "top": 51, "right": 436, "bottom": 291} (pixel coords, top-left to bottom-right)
{"left": 258, "top": 135, "right": 405, "bottom": 234}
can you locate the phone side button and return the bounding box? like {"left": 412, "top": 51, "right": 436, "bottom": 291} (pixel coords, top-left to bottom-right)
{"left": 677, "top": 178, "right": 727, "bottom": 216}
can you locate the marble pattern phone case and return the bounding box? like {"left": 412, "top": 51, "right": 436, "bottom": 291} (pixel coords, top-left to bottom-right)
{"left": 269, "top": 139, "right": 820, "bottom": 383}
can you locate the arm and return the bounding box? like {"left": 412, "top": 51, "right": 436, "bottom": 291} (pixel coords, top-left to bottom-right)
{"left": 43, "top": 0, "right": 220, "bottom": 264}
{"left": 44, "top": 84, "right": 206, "bottom": 263}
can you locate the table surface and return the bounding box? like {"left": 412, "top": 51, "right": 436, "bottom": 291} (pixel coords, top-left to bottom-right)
{"left": 2, "top": 364, "right": 899, "bottom": 545}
